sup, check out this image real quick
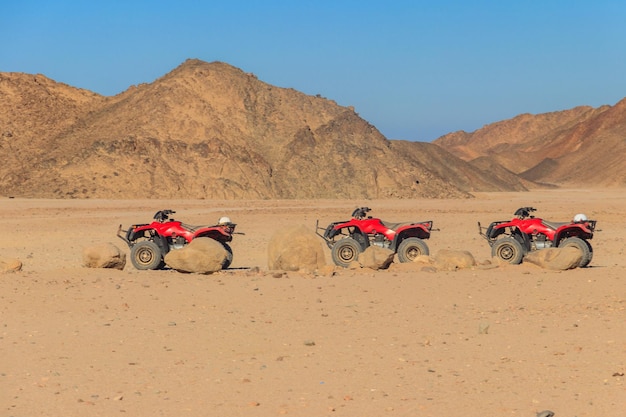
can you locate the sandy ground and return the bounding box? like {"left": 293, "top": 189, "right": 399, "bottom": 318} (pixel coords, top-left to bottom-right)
{"left": 2, "top": 189, "right": 625, "bottom": 417}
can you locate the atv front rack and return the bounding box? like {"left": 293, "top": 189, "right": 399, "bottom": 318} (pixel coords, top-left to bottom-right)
{"left": 116, "top": 224, "right": 135, "bottom": 246}
{"left": 315, "top": 220, "right": 345, "bottom": 249}
{"left": 477, "top": 221, "right": 506, "bottom": 246}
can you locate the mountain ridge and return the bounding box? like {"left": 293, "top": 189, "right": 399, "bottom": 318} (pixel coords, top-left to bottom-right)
{"left": 1, "top": 59, "right": 623, "bottom": 199}
{"left": 434, "top": 99, "right": 626, "bottom": 187}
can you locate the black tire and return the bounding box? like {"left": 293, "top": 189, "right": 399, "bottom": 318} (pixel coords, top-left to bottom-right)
{"left": 491, "top": 237, "right": 524, "bottom": 264}
{"left": 331, "top": 237, "right": 362, "bottom": 268}
{"left": 558, "top": 237, "right": 593, "bottom": 267}
{"left": 397, "top": 237, "right": 429, "bottom": 262}
{"left": 130, "top": 240, "right": 164, "bottom": 270}
{"left": 583, "top": 239, "right": 594, "bottom": 267}
{"left": 222, "top": 243, "right": 233, "bottom": 269}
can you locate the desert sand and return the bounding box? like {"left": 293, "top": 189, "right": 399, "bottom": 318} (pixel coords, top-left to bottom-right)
{"left": 2, "top": 189, "right": 625, "bottom": 417}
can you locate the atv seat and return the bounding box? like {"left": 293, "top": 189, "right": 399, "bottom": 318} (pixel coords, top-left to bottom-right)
{"left": 180, "top": 222, "right": 203, "bottom": 232}
{"left": 541, "top": 220, "right": 569, "bottom": 230}
{"left": 381, "top": 221, "right": 413, "bottom": 231}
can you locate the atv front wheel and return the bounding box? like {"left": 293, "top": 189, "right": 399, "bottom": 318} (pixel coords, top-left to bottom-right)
{"left": 130, "top": 241, "right": 164, "bottom": 270}
{"left": 492, "top": 237, "right": 524, "bottom": 264}
{"left": 397, "top": 237, "right": 429, "bottom": 262}
{"left": 558, "top": 237, "right": 593, "bottom": 267}
{"left": 331, "top": 237, "right": 362, "bottom": 268}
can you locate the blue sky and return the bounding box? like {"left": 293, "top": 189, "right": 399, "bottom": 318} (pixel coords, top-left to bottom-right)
{"left": 2, "top": 1, "right": 626, "bottom": 141}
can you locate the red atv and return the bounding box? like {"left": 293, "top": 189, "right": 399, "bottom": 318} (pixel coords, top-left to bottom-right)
{"left": 316, "top": 207, "right": 434, "bottom": 267}
{"left": 117, "top": 209, "right": 237, "bottom": 270}
{"left": 478, "top": 207, "right": 596, "bottom": 267}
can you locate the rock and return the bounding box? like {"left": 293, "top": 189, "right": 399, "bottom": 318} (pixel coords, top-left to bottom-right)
{"left": 524, "top": 247, "right": 582, "bottom": 270}
{"left": 267, "top": 225, "right": 326, "bottom": 271}
{"left": 82, "top": 243, "right": 126, "bottom": 270}
{"left": 358, "top": 246, "right": 394, "bottom": 270}
{"left": 0, "top": 258, "right": 22, "bottom": 273}
{"left": 165, "top": 237, "right": 227, "bottom": 274}
{"left": 347, "top": 261, "right": 361, "bottom": 270}
{"left": 412, "top": 254, "right": 435, "bottom": 265}
{"left": 318, "top": 264, "right": 337, "bottom": 276}
{"left": 388, "top": 254, "right": 434, "bottom": 272}
{"left": 433, "top": 249, "right": 476, "bottom": 271}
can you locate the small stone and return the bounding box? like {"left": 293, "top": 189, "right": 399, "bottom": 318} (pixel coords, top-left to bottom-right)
{"left": 0, "top": 258, "right": 23, "bottom": 273}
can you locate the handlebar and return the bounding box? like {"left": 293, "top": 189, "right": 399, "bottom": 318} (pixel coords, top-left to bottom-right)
{"left": 351, "top": 207, "right": 371, "bottom": 219}
{"left": 514, "top": 207, "right": 536, "bottom": 219}
{"left": 153, "top": 209, "right": 175, "bottom": 222}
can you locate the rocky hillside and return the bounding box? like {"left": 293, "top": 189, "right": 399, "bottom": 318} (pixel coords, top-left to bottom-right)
{"left": 1, "top": 59, "right": 527, "bottom": 199}
{"left": 3, "top": 58, "right": 620, "bottom": 199}
{"left": 434, "top": 101, "right": 626, "bottom": 187}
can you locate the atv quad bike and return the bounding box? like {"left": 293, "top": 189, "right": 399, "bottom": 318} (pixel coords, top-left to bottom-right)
{"left": 478, "top": 207, "right": 596, "bottom": 267}
{"left": 316, "top": 207, "right": 434, "bottom": 268}
{"left": 117, "top": 209, "right": 237, "bottom": 270}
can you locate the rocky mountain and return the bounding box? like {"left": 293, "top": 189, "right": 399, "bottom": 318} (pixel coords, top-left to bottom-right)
{"left": 434, "top": 100, "right": 626, "bottom": 187}
{"left": 2, "top": 59, "right": 621, "bottom": 199}
{"left": 0, "top": 59, "right": 522, "bottom": 199}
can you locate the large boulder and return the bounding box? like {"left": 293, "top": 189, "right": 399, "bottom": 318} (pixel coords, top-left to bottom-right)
{"left": 165, "top": 237, "right": 227, "bottom": 274}
{"left": 268, "top": 225, "right": 326, "bottom": 271}
{"left": 358, "top": 246, "right": 394, "bottom": 270}
{"left": 1, "top": 258, "right": 22, "bottom": 273}
{"left": 83, "top": 243, "right": 126, "bottom": 270}
{"left": 433, "top": 249, "right": 477, "bottom": 271}
{"left": 524, "top": 247, "right": 582, "bottom": 270}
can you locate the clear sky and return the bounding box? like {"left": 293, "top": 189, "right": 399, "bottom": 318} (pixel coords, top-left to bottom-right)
{"left": 3, "top": 0, "right": 626, "bottom": 141}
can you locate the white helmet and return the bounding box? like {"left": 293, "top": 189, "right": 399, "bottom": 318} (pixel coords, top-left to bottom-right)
{"left": 573, "top": 213, "right": 588, "bottom": 222}
{"left": 218, "top": 216, "right": 232, "bottom": 225}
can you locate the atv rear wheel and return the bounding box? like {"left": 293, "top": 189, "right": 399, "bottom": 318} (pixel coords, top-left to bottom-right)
{"left": 397, "top": 237, "right": 429, "bottom": 262}
{"left": 558, "top": 237, "right": 593, "bottom": 267}
{"left": 131, "top": 240, "right": 164, "bottom": 270}
{"left": 331, "top": 237, "right": 362, "bottom": 268}
{"left": 492, "top": 237, "right": 524, "bottom": 264}
{"left": 222, "top": 243, "right": 233, "bottom": 269}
